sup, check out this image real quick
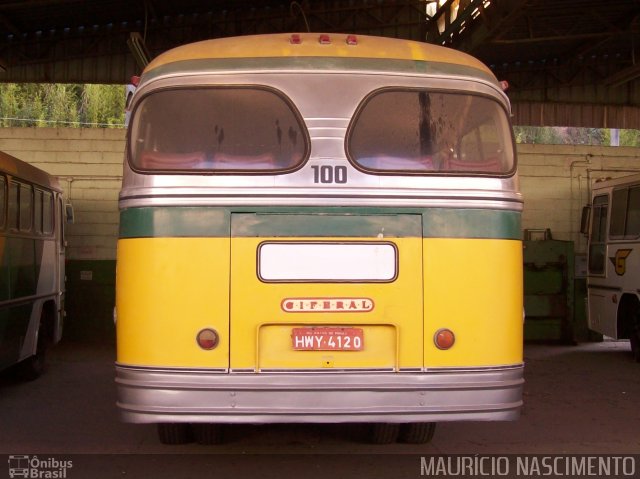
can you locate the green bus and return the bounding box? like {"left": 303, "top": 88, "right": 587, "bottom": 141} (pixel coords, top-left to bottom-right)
{"left": 0, "top": 150, "right": 67, "bottom": 379}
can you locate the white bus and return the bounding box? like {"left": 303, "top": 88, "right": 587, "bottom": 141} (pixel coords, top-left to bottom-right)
{"left": 584, "top": 173, "right": 640, "bottom": 361}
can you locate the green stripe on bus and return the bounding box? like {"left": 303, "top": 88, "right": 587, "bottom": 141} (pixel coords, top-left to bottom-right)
{"left": 422, "top": 209, "right": 521, "bottom": 240}
{"left": 142, "top": 57, "right": 498, "bottom": 86}
{"left": 119, "top": 207, "right": 230, "bottom": 238}
{"left": 231, "top": 213, "right": 422, "bottom": 238}
{"left": 120, "top": 207, "right": 520, "bottom": 240}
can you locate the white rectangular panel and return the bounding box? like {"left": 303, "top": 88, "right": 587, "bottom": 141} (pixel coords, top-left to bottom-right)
{"left": 259, "top": 243, "right": 396, "bottom": 281}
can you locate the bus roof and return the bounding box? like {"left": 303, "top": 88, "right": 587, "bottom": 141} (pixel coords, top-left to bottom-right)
{"left": 592, "top": 172, "right": 640, "bottom": 191}
{"left": 0, "top": 150, "right": 62, "bottom": 192}
{"left": 144, "top": 33, "right": 497, "bottom": 83}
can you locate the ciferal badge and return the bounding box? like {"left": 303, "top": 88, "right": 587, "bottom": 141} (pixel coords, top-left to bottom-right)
{"left": 281, "top": 297, "right": 374, "bottom": 313}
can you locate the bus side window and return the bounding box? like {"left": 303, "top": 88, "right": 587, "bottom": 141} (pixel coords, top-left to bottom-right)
{"left": 588, "top": 194, "right": 608, "bottom": 274}
{"left": 610, "top": 185, "right": 640, "bottom": 238}
{"left": 580, "top": 205, "right": 591, "bottom": 235}
{"left": 43, "top": 191, "right": 54, "bottom": 235}
{"left": 8, "top": 181, "right": 18, "bottom": 230}
{"left": 59, "top": 197, "right": 66, "bottom": 249}
{"left": 0, "top": 176, "right": 5, "bottom": 229}
{"left": 19, "top": 183, "right": 33, "bottom": 232}
{"left": 609, "top": 188, "right": 628, "bottom": 237}
{"left": 34, "top": 189, "right": 43, "bottom": 234}
{"left": 348, "top": 90, "right": 512, "bottom": 175}
{"left": 624, "top": 186, "right": 640, "bottom": 237}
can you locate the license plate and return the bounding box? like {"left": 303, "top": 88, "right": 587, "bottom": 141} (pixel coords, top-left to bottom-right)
{"left": 291, "top": 327, "right": 364, "bottom": 351}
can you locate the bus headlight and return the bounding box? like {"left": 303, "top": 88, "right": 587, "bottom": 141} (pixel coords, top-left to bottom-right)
{"left": 196, "top": 328, "right": 220, "bottom": 350}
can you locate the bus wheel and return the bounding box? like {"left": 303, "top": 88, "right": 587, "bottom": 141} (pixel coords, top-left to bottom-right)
{"left": 630, "top": 321, "right": 640, "bottom": 363}
{"left": 192, "top": 423, "right": 224, "bottom": 445}
{"left": 626, "top": 301, "right": 640, "bottom": 363}
{"left": 157, "top": 423, "right": 192, "bottom": 445}
{"left": 369, "top": 423, "right": 400, "bottom": 444}
{"left": 16, "top": 321, "right": 48, "bottom": 381}
{"left": 399, "top": 422, "right": 436, "bottom": 444}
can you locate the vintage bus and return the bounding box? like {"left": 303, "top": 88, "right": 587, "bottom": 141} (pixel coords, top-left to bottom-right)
{"left": 0, "top": 151, "right": 66, "bottom": 379}
{"left": 116, "top": 33, "right": 524, "bottom": 445}
{"left": 584, "top": 173, "right": 640, "bottom": 362}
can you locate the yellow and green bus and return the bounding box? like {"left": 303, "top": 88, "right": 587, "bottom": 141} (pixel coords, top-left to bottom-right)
{"left": 116, "top": 33, "right": 523, "bottom": 445}
{"left": 0, "top": 151, "right": 66, "bottom": 380}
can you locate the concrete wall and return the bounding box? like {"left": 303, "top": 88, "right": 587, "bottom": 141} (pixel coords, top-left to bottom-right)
{"left": 0, "top": 127, "right": 123, "bottom": 261}
{"left": 518, "top": 144, "right": 640, "bottom": 254}
{"left": 0, "top": 128, "right": 638, "bottom": 259}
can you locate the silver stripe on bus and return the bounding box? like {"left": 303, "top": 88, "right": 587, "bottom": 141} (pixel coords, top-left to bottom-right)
{"left": 120, "top": 195, "right": 522, "bottom": 211}
{"left": 587, "top": 284, "right": 623, "bottom": 292}
{"left": 0, "top": 293, "right": 60, "bottom": 309}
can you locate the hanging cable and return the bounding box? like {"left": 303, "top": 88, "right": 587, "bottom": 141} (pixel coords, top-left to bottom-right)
{"left": 290, "top": 1, "right": 310, "bottom": 33}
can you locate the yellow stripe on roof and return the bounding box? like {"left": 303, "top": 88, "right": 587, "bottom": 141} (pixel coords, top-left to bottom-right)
{"left": 145, "top": 33, "right": 494, "bottom": 77}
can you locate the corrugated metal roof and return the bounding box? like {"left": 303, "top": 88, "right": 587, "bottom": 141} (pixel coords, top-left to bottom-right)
{"left": 0, "top": 0, "right": 638, "bottom": 127}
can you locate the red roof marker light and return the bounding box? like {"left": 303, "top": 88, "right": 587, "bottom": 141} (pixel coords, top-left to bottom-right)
{"left": 319, "top": 34, "right": 331, "bottom": 45}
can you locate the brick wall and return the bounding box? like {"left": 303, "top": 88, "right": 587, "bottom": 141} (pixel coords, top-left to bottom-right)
{"left": 0, "top": 127, "right": 639, "bottom": 259}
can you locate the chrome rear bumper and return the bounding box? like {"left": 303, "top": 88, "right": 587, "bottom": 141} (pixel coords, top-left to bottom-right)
{"left": 116, "top": 364, "right": 524, "bottom": 424}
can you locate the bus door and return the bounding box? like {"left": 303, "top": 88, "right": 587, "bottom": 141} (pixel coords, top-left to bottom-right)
{"left": 229, "top": 212, "right": 424, "bottom": 372}
{"left": 56, "top": 196, "right": 66, "bottom": 341}
{"left": 586, "top": 194, "right": 612, "bottom": 336}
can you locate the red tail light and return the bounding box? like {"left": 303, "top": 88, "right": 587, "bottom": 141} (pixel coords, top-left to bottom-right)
{"left": 196, "top": 328, "right": 220, "bottom": 350}
{"left": 434, "top": 328, "right": 455, "bottom": 350}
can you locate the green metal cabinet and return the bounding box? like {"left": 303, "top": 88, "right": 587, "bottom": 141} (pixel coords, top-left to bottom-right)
{"left": 523, "top": 239, "right": 575, "bottom": 342}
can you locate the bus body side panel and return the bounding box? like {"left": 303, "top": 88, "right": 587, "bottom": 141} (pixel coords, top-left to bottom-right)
{"left": 18, "top": 237, "right": 60, "bottom": 361}
{"left": 116, "top": 237, "right": 231, "bottom": 368}
{"left": 589, "top": 240, "right": 640, "bottom": 339}
{"left": 588, "top": 287, "right": 619, "bottom": 338}
{"left": 423, "top": 238, "right": 523, "bottom": 367}
{"left": 0, "top": 236, "right": 49, "bottom": 370}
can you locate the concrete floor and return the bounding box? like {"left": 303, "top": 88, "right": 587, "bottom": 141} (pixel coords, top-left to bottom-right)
{"left": 1, "top": 340, "right": 638, "bottom": 477}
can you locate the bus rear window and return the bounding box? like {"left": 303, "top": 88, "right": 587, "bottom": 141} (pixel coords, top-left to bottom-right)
{"left": 347, "top": 89, "right": 514, "bottom": 175}
{"left": 129, "top": 86, "right": 308, "bottom": 173}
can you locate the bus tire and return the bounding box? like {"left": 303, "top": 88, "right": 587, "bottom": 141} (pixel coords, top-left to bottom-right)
{"left": 630, "top": 322, "right": 640, "bottom": 363}
{"left": 618, "top": 295, "right": 640, "bottom": 363}
{"left": 157, "top": 423, "right": 192, "bottom": 445}
{"left": 369, "top": 423, "right": 400, "bottom": 444}
{"left": 192, "top": 423, "right": 224, "bottom": 445}
{"left": 399, "top": 422, "right": 436, "bottom": 444}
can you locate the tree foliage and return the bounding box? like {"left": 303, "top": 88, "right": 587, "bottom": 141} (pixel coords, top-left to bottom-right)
{"left": 1, "top": 84, "right": 639, "bottom": 145}
{"left": 0, "top": 83, "right": 125, "bottom": 128}
{"left": 513, "top": 126, "right": 640, "bottom": 147}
